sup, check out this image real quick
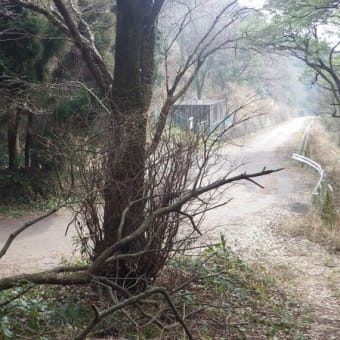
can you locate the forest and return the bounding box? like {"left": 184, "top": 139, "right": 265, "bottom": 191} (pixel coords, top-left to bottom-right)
{"left": 0, "top": 0, "right": 339, "bottom": 338}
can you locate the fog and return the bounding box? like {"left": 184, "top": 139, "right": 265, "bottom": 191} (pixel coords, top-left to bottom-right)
{"left": 158, "top": 0, "right": 319, "bottom": 117}
{"left": 238, "top": 0, "right": 265, "bottom": 9}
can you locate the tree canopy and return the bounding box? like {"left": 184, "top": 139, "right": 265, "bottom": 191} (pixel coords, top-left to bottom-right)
{"left": 258, "top": 0, "right": 340, "bottom": 115}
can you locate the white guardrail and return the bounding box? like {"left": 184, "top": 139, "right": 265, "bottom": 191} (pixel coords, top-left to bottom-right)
{"left": 292, "top": 153, "right": 325, "bottom": 206}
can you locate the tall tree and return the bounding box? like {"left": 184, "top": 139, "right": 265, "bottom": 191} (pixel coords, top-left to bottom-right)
{"left": 256, "top": 0, "right": 340, "bottom": 115}
{"left": 0, "top": 0, "right": 277, "bottom": 289}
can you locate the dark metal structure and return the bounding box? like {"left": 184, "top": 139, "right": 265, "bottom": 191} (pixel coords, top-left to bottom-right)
{"left": 171, "top": 99, "right": 228, "bottom": 132}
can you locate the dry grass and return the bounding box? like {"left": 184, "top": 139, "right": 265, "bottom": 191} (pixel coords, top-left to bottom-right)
{"left": 290, "top": 117, "right": 340, "bottom": 251}
{"left": 285, "top": 209, "right": 340, "bottom": 251}
{"left": 307, "top": 118, "right": 340, "bottom": 191}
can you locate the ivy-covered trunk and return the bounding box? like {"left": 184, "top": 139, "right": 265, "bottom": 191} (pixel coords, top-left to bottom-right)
{"left": 93, "top": 1, "right": 157, "bottom": 284}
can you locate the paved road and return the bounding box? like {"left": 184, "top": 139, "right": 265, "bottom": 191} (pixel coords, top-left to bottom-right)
{"left": 0, "top": 117, "right": 312, "bottom": 276}
{"left": 0, "top": 209, "right": 76, "bottom": 276}
{"left": 199, "top": 116, "right": 314, "bottom": 244}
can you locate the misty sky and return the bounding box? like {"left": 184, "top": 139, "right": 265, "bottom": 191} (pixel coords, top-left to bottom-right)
{"left": 238, "top": 0, "right": 264, "bottom": 8}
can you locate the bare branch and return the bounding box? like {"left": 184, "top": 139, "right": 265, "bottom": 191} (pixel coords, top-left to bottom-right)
{"left": 52, "top": 0, "right": 112, "bottom": 92}
{"left": 0, "top": 266, "right": 89, "bottom": 291}
{"left": 0, "top": 206, "right": 63, "bottom": 260}
{"left": 75, "top": 287, "right": 193, "bottom": 340}
{"left": 89, "top": 167, "right": 283, "bottom": 273}
{"left": 149, "top": 1, "right": 246, "bottom": 154}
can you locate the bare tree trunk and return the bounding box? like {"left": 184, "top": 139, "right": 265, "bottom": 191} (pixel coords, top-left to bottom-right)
{"left": 94, "top": 1, "right": 157, "bottom": 283}
{"left": 8, "top": 108, "right": 21, "bottom": 169}
{"left": 196, "top": 75, "right": 204, "bottom": 100}
{"left": 24, "top": 111, "right": 33, "bottom": 168}
{"left": 195, "top": 65, "right": 207, "bottom": 100}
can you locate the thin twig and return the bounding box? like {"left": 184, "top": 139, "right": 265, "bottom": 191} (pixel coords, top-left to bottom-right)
{"left": 75, "top": 287, "right": 193, "bottom": 340}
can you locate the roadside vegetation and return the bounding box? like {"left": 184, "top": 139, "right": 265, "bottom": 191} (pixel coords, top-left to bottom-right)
{"left": 286, "top": 117, "right": 340, "bottom": 252}
{"left": 0, "top": 240, "right": 311, "bottom": 339}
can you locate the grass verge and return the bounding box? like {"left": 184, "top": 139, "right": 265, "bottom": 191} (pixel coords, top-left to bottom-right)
{"left": 293, "top": 117, "right": 340, "bottom": 251}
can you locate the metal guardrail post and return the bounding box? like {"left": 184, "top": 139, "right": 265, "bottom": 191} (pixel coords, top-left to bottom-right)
{"left": 292, "top": 153, "right": 326, "bottom": 209}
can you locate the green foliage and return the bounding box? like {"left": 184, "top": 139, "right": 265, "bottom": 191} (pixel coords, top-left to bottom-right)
{"left": 322, "top": 185, "right": 336, "bottom": 227}
{"left": 54, "top": 89, "right": 92, "bottom": 122}
{"left": 265, "top": 0, "right": 339, "bottom": 26}
{"left": 0, "top": 285, "right": 129, "bottom": 339}
{"left": 257, "top": 0, "right": 340, "bottom": 112}
{"left": 263, "top": 0, "right": 339, "bottom": 60}
{"left": 0, "top": 169, "right": 59, "bottom": 209}
{"left": 0, "top": 287, "right": 49, "bottom": 338}
{"left": 0, "top": 286, "right": 92, "bottom": 339}
{"left": 80, "top": 0, "right": 115, "bottom": 68}
{"left": 0, "top": 10, "right": 65, "bottom": 82}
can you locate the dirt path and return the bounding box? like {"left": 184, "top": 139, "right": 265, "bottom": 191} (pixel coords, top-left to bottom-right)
{"left": 0, "top": 117, "right": 339, "bottom": 338}
{"left": 201, "top": 117, "right": 340, "bottom": 339}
